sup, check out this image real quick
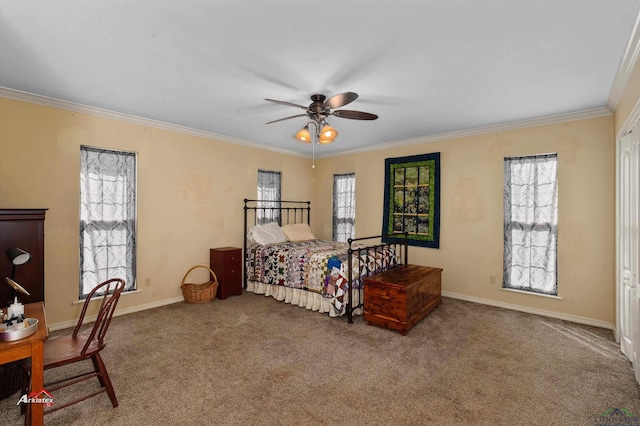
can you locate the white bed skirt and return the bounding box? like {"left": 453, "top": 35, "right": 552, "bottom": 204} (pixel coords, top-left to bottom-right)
{"left": 246, "top": 280, "right": 363, "bottom": 318}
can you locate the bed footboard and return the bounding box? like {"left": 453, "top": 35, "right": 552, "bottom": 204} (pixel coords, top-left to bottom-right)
{"left": 346, "top": 233, "right": 408, "bottom": 323}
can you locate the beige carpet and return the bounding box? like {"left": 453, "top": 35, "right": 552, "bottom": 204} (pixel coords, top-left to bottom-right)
{"left": 0, "top": 294, "right": 638, "bottom": 426}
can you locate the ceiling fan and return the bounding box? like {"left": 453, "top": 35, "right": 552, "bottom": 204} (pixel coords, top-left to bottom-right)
{"left": 265, "top": 92, "right": 378, "bottom": 144}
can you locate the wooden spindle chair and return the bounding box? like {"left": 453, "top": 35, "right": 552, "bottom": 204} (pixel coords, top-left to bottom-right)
{"left": 22, "top": 278, "right": 125, "bottom": 415}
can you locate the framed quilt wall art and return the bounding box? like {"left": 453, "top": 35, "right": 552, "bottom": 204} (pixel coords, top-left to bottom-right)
{"left": 382, "top": 152, "right": 440, "bottom": 248}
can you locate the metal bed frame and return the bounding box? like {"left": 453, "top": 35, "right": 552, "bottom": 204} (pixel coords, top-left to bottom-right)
{"left": 243, "top": 199, "right": 408, "bottom": 323}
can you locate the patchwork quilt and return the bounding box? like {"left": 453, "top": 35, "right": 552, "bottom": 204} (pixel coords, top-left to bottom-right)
{"left": 246, "top": 239, "right": 398, "bottom": 315}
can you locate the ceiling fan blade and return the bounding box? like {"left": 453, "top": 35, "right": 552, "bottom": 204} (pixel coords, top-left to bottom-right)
{"left": 265, "top": 98, "right": 308, "bottom": 110}
{"left": 324, "top": 92, "right": 358, "bottom": 109}
{"left": 332, "top": 109, "right": 378, "bottom": 120}
{"left": 265, "top": 113, "right": 308, "bottom": 124}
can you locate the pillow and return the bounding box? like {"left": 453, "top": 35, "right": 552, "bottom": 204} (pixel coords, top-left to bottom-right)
{"left": 281, "top": 223, "right": 315, "bottom": 241}
{"left": 246, "top": 231, "right": 257, "bottom": 244}
{"left": 247, "top": 222, "right": 287, "bottom": 245}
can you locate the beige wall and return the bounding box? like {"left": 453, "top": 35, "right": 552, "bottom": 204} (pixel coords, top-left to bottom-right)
{"left": 0, "top": 96, "right": 618, "bottom": 328}
{"left": 314, "top": 116, "right": 616, "bottom": 325}
{"left": 615, "top": 57, "right": 640, "bottom": 134}
{"left": 0, "top": 97, "right": 314, "bottom": 325}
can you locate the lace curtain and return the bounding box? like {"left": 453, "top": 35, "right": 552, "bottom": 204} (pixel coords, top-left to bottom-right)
{"left": 503, "top": 154, "right": 558, "bottom": 295}
{"left": 333, "top": 173, "right": 355, "bottom": 242}
{"left": 257, "top": 170, "right": 281, "bottom": 225}
{"left": 80, "top": 146, "right": 136, "bottom": 297}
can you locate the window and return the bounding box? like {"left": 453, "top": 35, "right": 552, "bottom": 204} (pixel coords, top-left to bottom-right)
{"left": 257, "top": 170, "right": 281, "bottom": 225}
{"left": 333, "top": 173, "right": 355, "bottom": 242}
{"left": 80, "top": 146, "right": 137, "bottom": 298}
{"left": 503, "top": 153, "right": 558, "bottom": 295}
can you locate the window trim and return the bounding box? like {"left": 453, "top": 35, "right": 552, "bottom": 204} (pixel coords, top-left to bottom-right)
{"left": 503, "top": 153, "right": 558, "bottom": 296}
{"left": 80, "top": 145, "right": 138, "bottom": 298}
{"left": 257, "top": 169, "right": 282, "bottom": 226}
{"left": 332, "top": 173, "right": 356, "bottom": 242}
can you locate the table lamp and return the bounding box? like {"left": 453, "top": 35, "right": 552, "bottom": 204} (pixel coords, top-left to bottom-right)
{"left": 7, "top": 247, "right": 31, "bottom": 279}
{"left": 5, "top": 247, "right": 32, "bottom": 317}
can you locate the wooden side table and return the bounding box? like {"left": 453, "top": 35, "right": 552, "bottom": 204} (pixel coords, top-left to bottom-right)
{"left": 210, "top": 247, "right": 242, "bottom": 299}
{"left": 0, "top": 302, "right": 49, "bottom": 426}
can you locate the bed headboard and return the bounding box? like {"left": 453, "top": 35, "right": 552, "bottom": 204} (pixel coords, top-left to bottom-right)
{"left": 243, "top": 199, "right": 312, "bottom": 288}
{"left": 243, "top": 199, "right": 311, "bottom": 228}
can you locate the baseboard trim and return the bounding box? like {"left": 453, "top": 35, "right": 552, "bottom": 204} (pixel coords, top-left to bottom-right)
{"left": 48, "top": 291, "right": 615, "bottom": 332}
{"left": 442, "top": 291, "right": 614, "bottom": 330}
{"left": 48, "top": 296, "right": 185, "bottom": 331}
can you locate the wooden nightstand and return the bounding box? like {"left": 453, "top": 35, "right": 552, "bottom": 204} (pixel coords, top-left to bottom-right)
{"left": 210, "top": 247, "right": 242, "bottom": 299}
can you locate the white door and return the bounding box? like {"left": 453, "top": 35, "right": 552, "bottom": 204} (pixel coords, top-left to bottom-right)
{"left": 619, "top": 120, "right": 640, "bottom": 382}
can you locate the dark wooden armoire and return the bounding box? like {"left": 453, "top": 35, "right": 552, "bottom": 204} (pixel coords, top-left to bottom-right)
{"left": 0, "top": 209, "right": 47, "bottom": 307}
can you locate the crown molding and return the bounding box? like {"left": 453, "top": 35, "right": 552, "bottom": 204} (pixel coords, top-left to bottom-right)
{"left": 317, "top": 107, "right": 612, "bottom": 159}
{"left": 617, "top": 91, "right": 640, "bottom": 140}
{"left": 0, "top": 87, "right": 306, "bottom": 158}
{"left": 608, "top": 7, "right": 640, "bottom": 111}
{"left": 1, "top": 86, "right": 612, "bottom": 161}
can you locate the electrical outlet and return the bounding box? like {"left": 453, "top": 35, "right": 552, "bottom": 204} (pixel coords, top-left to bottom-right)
{"left": 144, "top": 278, "right": 151, "bottom": 287}
{"left": 489, "top": 275, "right": 496, "bottom": 285}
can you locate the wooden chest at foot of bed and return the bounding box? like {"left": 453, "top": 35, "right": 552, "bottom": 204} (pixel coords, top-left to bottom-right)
{"left": 364, "top": 264, "right": 442, "bottom": 335}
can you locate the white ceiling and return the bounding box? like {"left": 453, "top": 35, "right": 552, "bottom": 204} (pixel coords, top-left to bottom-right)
{"left": 1, "top": 0, "right": 639, "bottom": 157}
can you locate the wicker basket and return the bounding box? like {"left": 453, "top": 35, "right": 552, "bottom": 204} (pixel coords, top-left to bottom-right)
{"left": 181, "top": 265, "right": 218, "bottom": 304}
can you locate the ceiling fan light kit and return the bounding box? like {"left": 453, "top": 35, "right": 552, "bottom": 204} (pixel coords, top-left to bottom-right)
{"left": 320, "top": 124, "right": 338, "bottom": 142}
{"left": 295, "top": 126, "right": 312, "bottom": 143}
{"left": 266, "top": 92, "right": 378, "bottom": 147}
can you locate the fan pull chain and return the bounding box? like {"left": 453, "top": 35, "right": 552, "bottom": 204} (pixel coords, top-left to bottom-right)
{"left": 312, "top": 129, "right": 316, "bottom": 168}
